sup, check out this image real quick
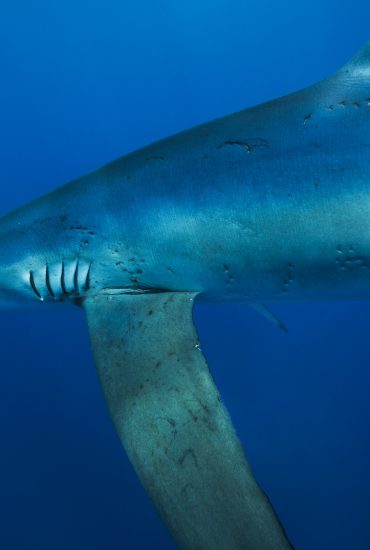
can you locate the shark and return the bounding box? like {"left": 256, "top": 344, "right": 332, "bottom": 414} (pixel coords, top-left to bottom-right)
{"left": 1, "top": 39, "right": 369, "bottom": 549}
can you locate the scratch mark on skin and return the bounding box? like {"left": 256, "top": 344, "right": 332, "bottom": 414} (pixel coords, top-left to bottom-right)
{"left": 186, "top": 407, "right": 198, "bottom": 423}
{"left": 62, "top": 223, "right": 98, "bottom": 238}
{"left": 311, "top": 97, "right": 370, "bottom": 125}
{"left": 166, "top": 418, "right": 176, "bottom": 428}
{"left": 147, "top": 155, "right": 166, "bottom": 161}
{"left": 217, "top": 138, "right": 270, "bottom": 153}
{"left": 155, "top": 416, "right": 177, "bottom": 441}
{"left": 336, "top": 245, "right": 370, "bottom": 273}
{"left": 178, "top": 448, "right": 198, "bottom": 468}
{"left": 65, "top": 225, "right": 89, "bottom": 231}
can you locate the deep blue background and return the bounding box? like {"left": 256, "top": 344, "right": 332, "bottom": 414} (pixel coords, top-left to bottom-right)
{"left": 0, "top": 1, "right": 369, "bottom": 548}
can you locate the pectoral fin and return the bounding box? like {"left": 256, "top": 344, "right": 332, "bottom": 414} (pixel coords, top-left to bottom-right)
{"left": 83, "top": 292, "right": 293, "bottom": 550}
{"left": 250, "top": 303, "right": 288, "bottom": 333}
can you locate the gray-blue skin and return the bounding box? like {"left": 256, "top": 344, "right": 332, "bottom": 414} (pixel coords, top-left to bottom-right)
{"left": 1, "top": 41, "right": 369, "bottom": 307}
{"left": 1, "top": 40, "right": 369, "bottom": 550}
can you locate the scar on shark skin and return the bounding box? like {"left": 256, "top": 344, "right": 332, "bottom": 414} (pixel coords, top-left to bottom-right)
{"left": 178, "top": 448, "right": 199, "bottom": 468}
{"left": 306, "top": 97, "right": 370, "bottom": 123}
{"left": 217, "top": 138, "right": 270, "bottom": 153}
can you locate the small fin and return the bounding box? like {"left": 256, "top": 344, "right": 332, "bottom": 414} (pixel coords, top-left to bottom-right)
{"left": 83, "top": 292, "right": 293, "bottom": 550}
{"left": 250, "top": 303, "right": 288, "bottom": 333}
{"left": 308, "top": 39, "right": 370, "bottom": 101}
{"left": 341, "top": 39, "right": 370, "bottom": 77}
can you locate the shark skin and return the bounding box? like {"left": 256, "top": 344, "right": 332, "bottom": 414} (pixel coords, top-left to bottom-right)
{"left": 0, "top": 41, "right": 369, "bottom": 308}
{"left": 0, "top": 40, "right": 369, "bottom": 549}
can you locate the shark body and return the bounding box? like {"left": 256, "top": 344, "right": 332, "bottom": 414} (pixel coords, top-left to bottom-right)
{"left": 1, "top": 41, "right": 369, "bottom": 549}
{"left": 1, "top": 42, "right": 370, "bottom": 307}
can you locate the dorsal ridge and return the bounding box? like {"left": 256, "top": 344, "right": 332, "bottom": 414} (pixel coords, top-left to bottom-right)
{"left": 340, "top": 39, "right": 370, "bottom": 79}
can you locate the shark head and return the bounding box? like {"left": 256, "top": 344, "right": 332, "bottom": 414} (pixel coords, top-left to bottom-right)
{"left": 0, "top": 201, "right": 94, "bottom": 308}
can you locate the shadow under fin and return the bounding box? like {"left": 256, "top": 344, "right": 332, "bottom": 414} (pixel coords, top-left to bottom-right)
{"left": 83, "top": 292, "right": 293, "bottom": 550}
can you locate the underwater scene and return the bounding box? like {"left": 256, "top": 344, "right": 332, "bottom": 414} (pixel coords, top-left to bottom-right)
{"left": 0, "top": 1, "right": 370, "bottom": 548}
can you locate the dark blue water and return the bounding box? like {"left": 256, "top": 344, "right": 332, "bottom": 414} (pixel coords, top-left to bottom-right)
{"left": 0, "top": 2, "right": 369, "bottom": 548}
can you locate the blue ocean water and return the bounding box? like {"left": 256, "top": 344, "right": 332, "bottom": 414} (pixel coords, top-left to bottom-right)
{"left": 0, "top": 1, "right": 369, "bottom": 548}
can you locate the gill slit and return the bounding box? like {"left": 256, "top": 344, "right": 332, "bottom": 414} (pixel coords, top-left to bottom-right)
{"left": 61, "top": 261, "right": 68, "bottom": 295}
{"left": 45, "top": 265, "right": 55, "bottom": 298}
{"left": 84, "top": 261, "right": 92, "bottom": 291}
{"left": 73, "top": 260, "right": 79, "bottom": 293}
{"left": 29, "top": 271, "right": 42, "bottom": 300}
